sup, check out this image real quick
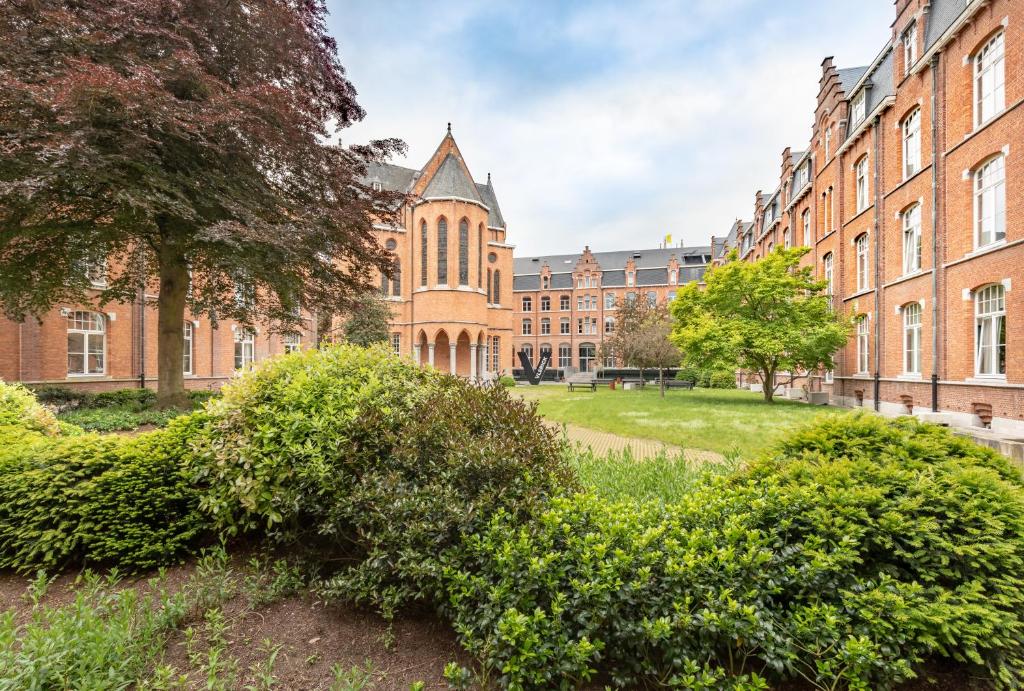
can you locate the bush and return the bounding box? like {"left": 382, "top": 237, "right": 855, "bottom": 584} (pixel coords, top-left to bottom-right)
{"left": 57, "top": 406, "right": 185, "bottom": 432}
{"left": 0, "top": 413, "right": 207, "bottom": 572}
{"left": 708, "top": 370, "right": 736, "bottom": 389}
{"left": 674, "top": 366, "right": 736, "bottom": 388}
{"left": 29, "top": 385, "right": 90, "bottom": 409}
{"left": 443, "top": 413, "right": 1024, "bottom": 689}
{"left": 498, "top": 375, "right": 516, "bottom": 388}
{"left": 88, "top": 388, "right": 157, "bottom": 409}
{"left": 187, "top": 344, "right": 572, "bottom": 617}
{"left": 0, "top": 381, "right": 60, "bottom": 435}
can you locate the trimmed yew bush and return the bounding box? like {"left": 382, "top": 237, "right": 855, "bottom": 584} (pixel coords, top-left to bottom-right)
{"left": 187, "top": 344, "right": 572, "bottom": 616}
{"left": 443, "top": 413, "right": 1024, "bottom": 690}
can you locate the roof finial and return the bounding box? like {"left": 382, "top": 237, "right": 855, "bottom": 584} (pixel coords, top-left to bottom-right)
{"left": 447, "top": 122, "right": 452, "bottom": 134}
{"left": 487, "top": 172, "right": 491, "bottom": 183}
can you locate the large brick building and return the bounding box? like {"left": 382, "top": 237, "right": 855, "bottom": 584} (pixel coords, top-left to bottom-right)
{"left": 512, "top": 245, "right": 711, "bottom": 373}
{"left": 713, "top": 0, "right": 1023, "bottom": 434}
{"left": 0, "top": 128, "right": 513, "bottom": 389}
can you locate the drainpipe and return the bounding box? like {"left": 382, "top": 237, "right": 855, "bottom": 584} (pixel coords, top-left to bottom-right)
{"left": 930, "top": 53, "right": 940, "bottom": 412}
{"left": 138, "top": 278, "right": 146, "bottom": 390}
{"left": 872, "top": 114, "right": 882, "bottom": 412}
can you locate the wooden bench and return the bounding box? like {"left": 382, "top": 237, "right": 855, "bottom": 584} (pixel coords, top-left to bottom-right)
{"left": 567, "top": 381, "right": 597, "bottom": 392}
{"left": 664, "top": 379, "right": 695, "bottom": 390}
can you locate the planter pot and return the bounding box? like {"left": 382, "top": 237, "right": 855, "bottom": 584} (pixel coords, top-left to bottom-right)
{"left": 749, "top": 383, "right": 763, "bottom": 393}
{"left": 785, "top": 388, "right": 806, "bottom": 400}
{"left": 808, "top": 392, "right": 830, "bottom": 405}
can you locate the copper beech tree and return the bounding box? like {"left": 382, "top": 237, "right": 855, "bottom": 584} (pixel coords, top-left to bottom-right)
{"left": 0, "top": 0, "right": 403, "bottom": 406}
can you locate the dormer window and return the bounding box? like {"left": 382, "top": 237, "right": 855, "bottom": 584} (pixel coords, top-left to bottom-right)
{"left": 903, "top": 22, "right": 917, "bottom": 74}
{"left": 852, "top": 91, "right": 866, "bottom": 125}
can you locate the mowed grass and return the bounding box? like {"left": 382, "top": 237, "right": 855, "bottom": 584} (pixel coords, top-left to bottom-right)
{"left": 519, "top": 385, "right": 844, "bottom": 457}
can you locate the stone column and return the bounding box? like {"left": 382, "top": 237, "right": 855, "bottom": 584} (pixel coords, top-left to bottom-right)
{"left": 449, "top": 343, "right": 457, "bottom": 375}
{"left": 469, "top": 344, "right": 478, "bottom": 381}
{"left": 413, "top": 344, "right": 421, "bottom": 366}
{"left": 427, "top": 343, "right": 435, "bottom": 367}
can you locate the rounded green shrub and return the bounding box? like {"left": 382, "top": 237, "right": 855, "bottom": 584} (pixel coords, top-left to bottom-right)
{"left": 443, "top": 413, "right": 1024, "bottom": 689}
{"left": 0, "top": 380, "right": 60, "bottom": 435}
{"left": 0, "top": 413, "right": 206, "bottom": 572}
{"left": 499, "top": 375, "right": 517, "bottom": 388}
{"left": 707, "top": 370, "right": 736, "bottom": 389}
{"left": 187, "top": 344, "right": 572, "bottom": 616}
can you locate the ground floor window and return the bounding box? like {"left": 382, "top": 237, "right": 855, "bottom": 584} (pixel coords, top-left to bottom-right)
{"left": 183, "top": 321, "right": 194, "bottom": 374}
{"left": 521, "top": 343, "right": 533, "bottom": 362}
{"left": 856, "top": 317, "right": 869, "bottom": 374}
{"left": 975, "top": 284, "right": 1006, "bottom": 376}
{"left": 67, "top": 310, "right": 106, "bottom": 375}
{"left": 903, "top": 303, "right": 921, "bottom": 375}
{"left": 284, "top": 332, "right": 302, "bottom": 354}
{"left": 490, "top": 336, "right": 500, "bottom": 372}
{"left": 234, "top": 328, "right": 255, "bottom": 369}
{"left": 579, "top": 343, "right": 596, "bottom": 372}
{"left": 389, "top": 333, "right": 400, "bottom": 356}
{"left": 540, "top": 344, "right": 552, "bottom": 362}
{"left": 558, "top": 344, "right": 571, "bottom": 368}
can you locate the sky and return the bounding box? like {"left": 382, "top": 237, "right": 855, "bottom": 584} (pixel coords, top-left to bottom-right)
{"left": 326, "top": 1, "right": 893, "bottom": 256}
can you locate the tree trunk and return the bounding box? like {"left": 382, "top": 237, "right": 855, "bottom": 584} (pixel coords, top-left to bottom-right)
{"left": 659, "top": 368, "right": 665, "bottom": 397}
{"left": 156, "top": 241, "right": 190, "bottom": 408}
{"left": 639, "top": 367, "right": 644, "bottom": 389}
{"left": 761, "top": 368, "right": 775, "bottom": 403}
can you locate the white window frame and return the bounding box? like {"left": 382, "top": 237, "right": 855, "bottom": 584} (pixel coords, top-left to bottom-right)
{"left": 974, "top": 154, "right": 1006, "bottom": 249}
{"left": 857, "top": 316, "right": 870, "bottom": 374}
{"left": 558, "top": 344, "right": 571, "bottom": 368}
{"left": 604, "top": 316, "right": 614, "bottom": 334}
{"left": 903, "top": 22, "right": 917, "bottom": 73}
{"left": 855, "top": 234, "right": 870, "bottom": 292}
{"left": 560, "top": 295, "right": 570, "bottom": 311}
{"left": 852, "top": 91, "right": 866, "bottom": 125}
{"left": 67, "top": 310, "right": 106, "bottom": 376}
{"left": 285, "top": 332, "right": 302, "bottom": 354}
{"left": 604, "top": 292, "right": 615, "bottom": 309}
{"left": 183, "top": 321, "right": 194, "bottom": 375}
{"left": 522, "top": 296, "right": 532, "bottom": 312}
{"left": 903, "top": 303, "right": 922, "bottom": 375}
{"left": 540, "top": 296, "right": 550, "bottom": 311}
{"left": 975, "top": 284, "right": 1006, "bottom": 377}
{"left": 824, "top": 125, "right": 832, "bottom": 160}
{"left": 802, "top": 209, "right": 811, "bottom": 246}
{"left": 783, "top": 228, "right": 791, "bottom": 249}
{"left": 902, "top": 204, "right": 922, "bottom": 275}
{"left": 521, "top": 318, "right": 532, "bottom": 336}
{"left": 975, "top": 32, "right": 1005, "bottom": 128}
{"left": 234, "top": 328, "right": 255, "bottom": 370}
{"left": 540, "top": 317, "right": 551, "bottom": 335}
{"left": 559, "top": 317, "right": 570, "bottom": 335}
{"left": 855, "top": 156, "right": 869, "bottom": 212}
{"left": 902, "top": 108, "right": 921, "bottom": 179}
{"left": 823, "top": 253, "right": 834, "bottom": 297}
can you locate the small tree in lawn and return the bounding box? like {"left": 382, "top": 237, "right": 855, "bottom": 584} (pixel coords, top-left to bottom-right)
{"left": 0, "top": 0, "right": 403, "bottom": 407}
{"left": 336, "top": 291, "right": 393, "bottom": 347}
{"left": 671, "top": 247, "right": 850, "bottom": 403}
{"left": 599, "top": 296, "right": 681, "bottom": 397}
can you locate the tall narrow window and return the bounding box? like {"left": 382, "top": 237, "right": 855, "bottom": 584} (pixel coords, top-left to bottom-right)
{"left": 783, "top": 228, "right": 791, "bottom": 249}
{"left": 492, "top": 270, "right": 500, "bottom": 305}
{"left": 857, "top": 317, "right": 870, "bottom": 374}
{"left": 540, "top": 296, "right": 550, "bottom": 311}
{"left": 380, "top": 269, "right": 389, "bottom": 296}
{"left": 234, "top": 329, "right": 255, "bottom": 369}
{"left": 522, "top": 296, "right": 532, "bottom": 312}
{"left": 522, "top": 319, "right": 532, "bottom": 336}
{"left": 183, "top": 321, "right": 193, "bottom": 375}
{"left": 436, "top": 218, "right": 448, "bottom": 284}
{"left": 975, "top": 155, "right": 1006, "bottom": 248}
{"left": 855, "top": 233, "right": 870, "bottom": 291}
{"left": 855, "top": 156, "right": 869, "bottom": 212}
{"left": 824, "top": 125, "right": 832, "bottom": 159}
{"left": 490, "top": 336, "right": 500, "bottom": 372}
{"left": 646, "top": 291, "right": 657, "bottom": 306}
{"left": 559, "top": 317, "right": 570, "bottom": 335}
{"left": 852, "top": 91, "right": 866, "bottom": 125}
{"left": 390, "top": 333, "right": 401, "bottom": 356}
{"left": 827, "top": 187, "right": 834, "bottom": 232}
{"left": 458, "top": 219, "right": 469, "bottom": 285}
{"left": 486, "top": 269, "right": 492, "bottom": 303}
{"left": 975, "top": 284, "right": 1006, "bottom": 376}
{"left": 558, "top": 344, "right": 571, "bottom": 368}
{"left": 903, "top": 303, "right": 921, "bottom": 375}
{"left": 540, "top": 318, "right": 550, "bottom": 335}
{"left": 903, "top": 21, "right": 918, "bottom": 73}
{"left": 975, "top": 32, "right": 1005, "bottom": 127}
{"left": 420, "top": 220, "right": 428, "bottom": 287}
{"left": 802, "top": 209, "right": 811, "bottom": 246}
{"left": 560, "top": 295, "right": 570, "bottom": 311}
{"left": 902, "top": 109, "right": 921, "bottom": 179}
{"left": 391, "top": 260, "right": 401, "bottom": 296}
{"left": 67, "top": 311, "right": 105, "bottom": 375}
{"left": 822, "top": 252, "right": 834, "bottom": 297}
{"left": 902, "top": 204, "right": 922, "bottom": 275}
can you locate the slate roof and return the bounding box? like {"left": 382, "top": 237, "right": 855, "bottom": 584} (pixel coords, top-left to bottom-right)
{"left": 844, "top": 49, "right": 895, "bottom": 142}
{"left": 837, "top": 66, "right": 868, "bottom": 95}
{"left": 422, "top": 154, "right": 483, "bottom": 202}
{"left": 476, "top": 178, "right": 506, "bottom": 229}
{"left": 924, "top": 0, "right": 970, "bottom": 51}
{"left": 513, "top": 246, "right": 711, "bottom": 276}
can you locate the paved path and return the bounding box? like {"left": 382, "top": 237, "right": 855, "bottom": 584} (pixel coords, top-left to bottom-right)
{"left": 555, "top": 422, "right": 724, "bottom": 463}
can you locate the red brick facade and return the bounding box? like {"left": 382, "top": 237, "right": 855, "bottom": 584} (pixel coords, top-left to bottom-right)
{"left": 713, "top": 0, "right": 1023, "bottom": 434}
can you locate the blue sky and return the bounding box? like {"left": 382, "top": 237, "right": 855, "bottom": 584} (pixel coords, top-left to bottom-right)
{"left": 327, "top": 1, "right": 893, "bottom": 255}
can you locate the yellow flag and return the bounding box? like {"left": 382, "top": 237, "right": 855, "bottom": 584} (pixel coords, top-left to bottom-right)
{"left": 665, "top": 233, "right": 672, "bottom": 246}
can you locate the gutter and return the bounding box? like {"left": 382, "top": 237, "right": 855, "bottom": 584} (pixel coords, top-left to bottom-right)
{"left": 930, "top": 53, "right": 940, "bottom": 411}
{"left": 872, "top": 114, "right": 882, "bottom": 412}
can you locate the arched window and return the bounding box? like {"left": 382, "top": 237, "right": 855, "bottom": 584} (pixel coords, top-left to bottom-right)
{"left": 903, "top": 303, "right": 922, "bottom": 375}
{"left": 522, "top": 343, "right": 533, "bottom": 360}
{"left": 975, "top": 32, "right": 1005, "bottom": 127}
{"left": 855, "top": 156, "right": 869, "bottom": 212}
{"left": 855, "top": 233, "right": 870, "bottom": 291}
{"left": 902, "top": 108, "right": 921, "bottom": 178}
{"left": 380, "top": 269, "right": 389, "bottom": 296}
{"left": 458, "top": 219, "right": 469, "bottom": 285}
{"left": 975, "top": 284, "right": 1006, "bottom": 376}
{"left": 902, "top": 204, "right": 922, "bottom": 275}
{"left": 391, "top": 259, "right": 401, "bottom": 296}
{"left": 436, "top": 218, "right": 448, "bottom": 284}
{"left": 492, "top": 270, "right": 501, "bottom": 305}
{"left": 420, "top": 220, "right": 428, "bottom": 287}
{"left": 486, "top": 268, "right": 492, "bottom": 303}
{"left": 822, "top": 252, "right": 834, "bottom": 297}
{"left": 975, "top": 154, "right": 1006, "bottom": 248}
{"left": 783, "top": 227, "right": 791, "bottom": 249}
{"left": 183, "top": 321, "right": 193, "bottom": 375}
{"left": 67, "top": 311, "right": 105, "bottom": 375}
{"left": 539, "top": 343, "right": 552, "bottom": 361}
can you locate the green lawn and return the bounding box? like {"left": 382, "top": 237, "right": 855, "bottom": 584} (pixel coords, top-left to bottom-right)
{"left": 518, "top": 385, "right": 845, "bottom": 458}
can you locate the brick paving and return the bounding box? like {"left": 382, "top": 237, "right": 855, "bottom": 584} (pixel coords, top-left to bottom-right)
{"left": 554, "top": 422, "right": 724, "bottom": 463}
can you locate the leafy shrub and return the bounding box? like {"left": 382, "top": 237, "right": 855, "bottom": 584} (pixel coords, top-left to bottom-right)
{"left": 187, "top": 344, "right": 572, "bottom": 617}
{"left": 29, "top": 385, "right": 90, "bottom": 408}
{"left": 708, "top": 370, "right": 736, "bottom": 389}
{"left": 499, "top": 375, "right": 516, "bottom": 388}
{"left": 0, "top": 413, "right": 207, "bottom": 571}
{"left": 0, "top": 381, "right": 60, "bottom": 435}
{"left": 443, "top": 414, "right": 1024, "bottom": 689}
{"left": 57, "top": 405, "right": 185, "bottom": 432}
{"left": 89, "top": 388, "right": 157, "bottom": 409}
{"left": 674, "top": 366, "right": 736, "bottom": 389}
{"left": 188, "top": 389, "right": 220, "bottom": 406}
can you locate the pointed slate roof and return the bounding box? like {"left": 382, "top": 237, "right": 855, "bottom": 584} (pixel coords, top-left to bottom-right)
{"left": 476, "top": 176, "right": 506, "bottom": 228}
{"left": 421, "top": 153, "right": 483, "bottom": 202}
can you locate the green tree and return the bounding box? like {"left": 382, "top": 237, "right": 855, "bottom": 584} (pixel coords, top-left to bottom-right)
{"left": 671, "top": 247, "right": 850, "bottom": 403}
{"left": 600, "top": 297, "right": 681, "bottom": 397}
{"left": 0, "top": 0, "right": 403, "bottom": 406}
{"left": 337, "top": 291, "right": 393, "bottom": 347}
